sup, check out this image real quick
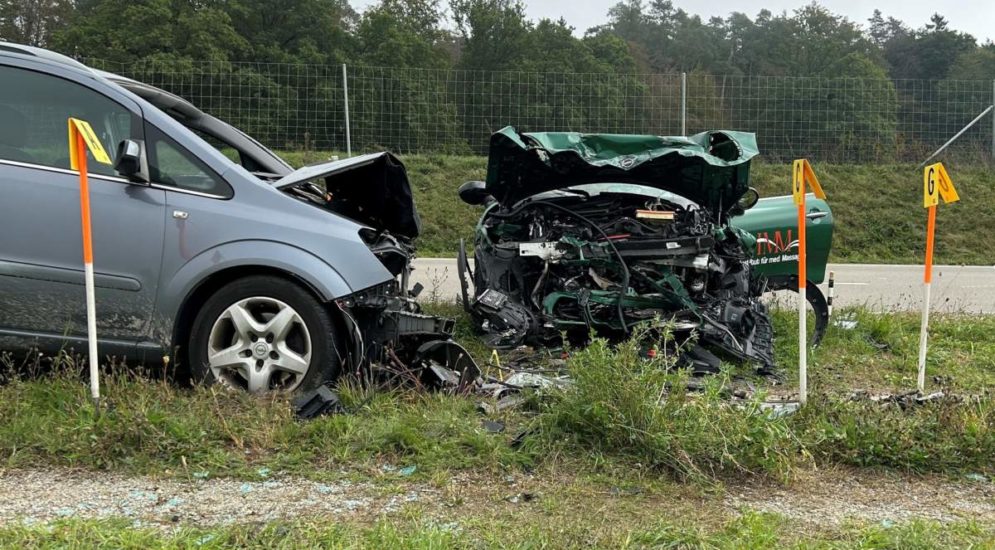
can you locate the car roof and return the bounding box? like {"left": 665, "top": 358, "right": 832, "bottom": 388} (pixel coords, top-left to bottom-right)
{"left": 0, "top": 41, "right": 93, "bottom": 74}
{"left": 0, "top": 41, "right": 292, "bottom": 176}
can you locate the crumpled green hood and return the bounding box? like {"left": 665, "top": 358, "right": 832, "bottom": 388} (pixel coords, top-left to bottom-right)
{"left": 485, "top": 126, "right": 759, "bottom": 215}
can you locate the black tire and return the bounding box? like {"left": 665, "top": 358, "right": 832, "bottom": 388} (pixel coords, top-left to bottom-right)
{"left": 187, "top": 275, "right": 341, "bottom": 393}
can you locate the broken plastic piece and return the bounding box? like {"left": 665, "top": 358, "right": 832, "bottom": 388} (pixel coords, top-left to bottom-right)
{"left": 292, "top": 385, "right": 344, "bottom": 419}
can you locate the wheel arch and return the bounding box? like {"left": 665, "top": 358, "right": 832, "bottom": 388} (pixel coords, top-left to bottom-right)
{"left": 158, "top": 241, "right": 390, "bottom": 375}
{"left": 169, "top": 265, "right": 326, "bottom": 373}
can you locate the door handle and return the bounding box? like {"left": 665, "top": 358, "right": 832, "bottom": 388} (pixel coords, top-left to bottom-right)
{"left": 172, "top": 210, "right": 189, "bottom": 220}
{"left": 806, "top": 211, "right": 828, "bottom": 220}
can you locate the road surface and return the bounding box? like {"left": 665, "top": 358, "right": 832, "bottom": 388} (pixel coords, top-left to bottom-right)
{"left": 410, "top": 259, "right": 995, "bottom": 314}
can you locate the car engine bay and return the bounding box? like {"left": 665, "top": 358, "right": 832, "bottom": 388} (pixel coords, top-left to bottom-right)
{"left": 459, "top": 128, "right": 782, "bottom": 375}
{"left": 463, "top": 188, "right": 774, "bottom": 374}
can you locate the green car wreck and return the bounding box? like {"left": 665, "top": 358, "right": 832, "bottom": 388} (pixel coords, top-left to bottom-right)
{"left": 457, "top": 127, "right": 833, "bottom": 374}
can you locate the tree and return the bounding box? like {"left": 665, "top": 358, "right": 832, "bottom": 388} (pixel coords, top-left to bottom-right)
{"left": 227, "top": 0, "right": 355, "bottom": 64}
{"left": 351, "top": 0, "right": 464, "bottom": 152}
{"left": 880, "top": 12, "right": 976, "bottom": 80}
{"left": 450, "top": 0, "right": 531, "bottom": 71}
{"left": 355, "top": 0, "right": 450, "bottom": 67}
{"left": 52, "top": 0, "right": 247, "bottom": 63}
{"left": 948, "top": 47, "right": 995, "bottom": 80}
{"left": 0, "top": 0, "right": 72, "bottom": 46}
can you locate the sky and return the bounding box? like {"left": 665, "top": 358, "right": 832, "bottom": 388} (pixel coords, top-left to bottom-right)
{"left": 350, "top": 0, "right": 995, "bottom": 43}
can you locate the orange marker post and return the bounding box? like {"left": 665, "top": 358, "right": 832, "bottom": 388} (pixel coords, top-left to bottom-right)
{"left": 68, "top": 118, "right": 112, "bottom": 405}
{"left": 792, "top": 160, "right": 826, "bottom": 405}
{"left": 918, "top": 163, "right": 959, "bottom": 392}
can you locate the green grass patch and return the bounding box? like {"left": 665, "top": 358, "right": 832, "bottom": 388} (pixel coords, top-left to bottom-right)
{"left": 1, "top": 307, "right": 992, "bottom": 481}
{"left": 772, "top": 307, "right": 995, "bottom": 392}
{"left": 0, "top": 372, "right": 531, "bottom": 479}
{"left": 531, "top": 320, "right": 994, "bottom": 478}
{"left": 1, "top": 513, "right": 990, "bottom": 548}
{"left": 531, "top": 328, "right": 801, "bottom": 482}
{"left": 278, "top": 151, "right": 995, "bottom": 264}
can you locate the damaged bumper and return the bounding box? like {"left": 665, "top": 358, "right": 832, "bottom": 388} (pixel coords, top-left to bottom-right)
{"left": 280, "top": 152, "right": 479, "bottom": 384}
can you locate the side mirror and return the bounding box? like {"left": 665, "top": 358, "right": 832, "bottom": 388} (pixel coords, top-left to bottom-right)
{"left": 737, "top": 187, "right": 760, "bottom": 210}
{"left": 114, "top": 139, "right": 150, "bottom": 184}
{"left": 458, "top": 180, "right": 493, "bottom": 206}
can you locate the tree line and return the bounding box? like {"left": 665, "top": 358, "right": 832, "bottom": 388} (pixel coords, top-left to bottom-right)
{"left": 2, "top": 0, "right": 993, "bottom": 158}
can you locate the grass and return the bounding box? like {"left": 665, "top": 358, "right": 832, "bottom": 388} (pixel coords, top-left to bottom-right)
{"left": 0, "top": 373, "right": 529, "bottom": 479}
{"left": 772, "top": 306, "right": 995, "bottom": 392}
{"left": 0, "top": 513, "right": 991, "bottom": 548}
{"left": 278, "top": 151, "right": 995, "bottom": 264}
{"left": 1, "top": 307, "right": 992, "bottom": 482}
{"left": 1, "top": 307, "right": 993, "bottom": 547}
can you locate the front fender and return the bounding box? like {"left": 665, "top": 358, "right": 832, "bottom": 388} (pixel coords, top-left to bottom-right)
{"left": 157, "top": 239, "right": 390, "bottom": 324}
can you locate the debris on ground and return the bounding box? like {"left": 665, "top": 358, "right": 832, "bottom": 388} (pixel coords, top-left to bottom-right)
{"left": 843, "top": 389, "right": 994, "bottom": 410}
{"left": 292, "top": 385, "right": 345, "bottom": 419}
{"left": 833, "top": 318, "right": 858, "bottom": 330}
{"left": 504, "top": 492, "right": 538, "bottom": 504}
{"left": 482, "top": 420, "right": 506, "bottom": 433}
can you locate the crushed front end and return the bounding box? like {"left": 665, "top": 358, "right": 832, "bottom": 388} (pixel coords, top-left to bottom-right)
{"left": 459, "top": 127, "right": 775, "bottom": 374}
{"left": 280, "top": 152, "right": 478, "bottom": 386}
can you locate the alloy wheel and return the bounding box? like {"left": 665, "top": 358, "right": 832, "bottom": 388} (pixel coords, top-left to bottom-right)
{"left": 206, "top": 296, "right": 312, "bottom": 392}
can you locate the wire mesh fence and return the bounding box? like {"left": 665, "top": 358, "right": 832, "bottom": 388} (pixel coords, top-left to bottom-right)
{"left": 87, "top": 58, "right": 995, "bottom": 163}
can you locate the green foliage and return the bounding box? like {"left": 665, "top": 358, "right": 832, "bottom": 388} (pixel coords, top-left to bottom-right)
{"left": 11, "top": 0, "right": 990, "bottom": 158}
{"left": 52, "top": 0, "right": 248, "bottom": 63}
{"left": 532, "top": 328, "right": 802, "bottom": 481}
{"left": 1, "top": 514, "right": 991, "bottom": 548}
{"left": 0, "top": 369, "right": 530, "bottom": 477}
{"left": 798, "top": 395, "right": 995, "bottom": 472}
{"left": 0, "top": 0, "right": 71, "bottom": 46}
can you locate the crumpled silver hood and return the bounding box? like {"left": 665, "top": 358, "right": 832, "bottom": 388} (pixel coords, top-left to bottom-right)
{"left": 275, "top": 152, "right": 422, "bottom": 240}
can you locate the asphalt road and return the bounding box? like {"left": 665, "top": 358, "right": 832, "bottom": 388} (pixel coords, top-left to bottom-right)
{"left": 410, "top": 259, "right": 995, "bottom": 314}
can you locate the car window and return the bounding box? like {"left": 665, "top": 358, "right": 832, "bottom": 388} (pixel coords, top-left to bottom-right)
{"left": 189, "top": 128, "right": 240, "bottom": 163}
{"left": 0, "top": 65, "right": 132, "bottom": 176}
{"left": 147, "top": 126, "right": 232, "bottom": 198}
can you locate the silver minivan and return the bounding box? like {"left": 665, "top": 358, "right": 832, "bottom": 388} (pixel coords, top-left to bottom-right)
{"left": 0, "top": 42, "right": 446, "bottom": 393}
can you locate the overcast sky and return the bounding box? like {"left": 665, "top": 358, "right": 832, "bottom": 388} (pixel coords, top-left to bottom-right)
{"left": 351, "top": 0, "right": 995, "bottom": 43}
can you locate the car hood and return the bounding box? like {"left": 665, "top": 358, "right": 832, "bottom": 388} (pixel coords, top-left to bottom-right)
{"left": 274, "top": 152, "right": 421, "bottom": 239}
{"left": 485, "top": 126, "right": 759, "bottom": 215}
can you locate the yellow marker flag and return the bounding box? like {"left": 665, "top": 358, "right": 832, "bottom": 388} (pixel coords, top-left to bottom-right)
{"left": 923, "top": 162, "right": 960, "bottom": 208}
{"left": 918, "top": 162, "right": 960, "bottom": 394}
{"left": 68, "top": 117, "right": 112, "bottom": 168}
{"left": 791, "top": 158, "right": 827, "bottom": 406}
{"left": 792, "top": 159, "right": 826, "bottom": 205}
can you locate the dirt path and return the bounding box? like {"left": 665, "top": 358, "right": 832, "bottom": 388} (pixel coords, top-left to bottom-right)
{"left": 724, "top": 468, "right": 995, "bottom": 527}
{"left": 0, "top": 467, "right": 992, "bottom": 530}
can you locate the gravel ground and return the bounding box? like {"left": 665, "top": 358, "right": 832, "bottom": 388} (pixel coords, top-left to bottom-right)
{"left": 0, "top": 467, "right": 992, "bottom": 530}
{"left": 0, "top": 468, "right": 440, "bottom": 528}
{"left": 724, "top": 468, "right": 995, "bottom": 527}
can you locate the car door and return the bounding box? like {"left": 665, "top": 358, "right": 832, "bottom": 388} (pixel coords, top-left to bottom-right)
{"left": 0, "top": 62, "right": 166, "bottom": 349}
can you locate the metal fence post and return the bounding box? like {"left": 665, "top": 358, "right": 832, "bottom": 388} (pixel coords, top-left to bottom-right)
{"left": 342, "top": 63, "right": 352, "bottom": 157}
{"left": 680, "top": 72, "right": 687, "bottom": 136}
{"left": 991, "top": 79, "right": 994, "bottom": 163}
